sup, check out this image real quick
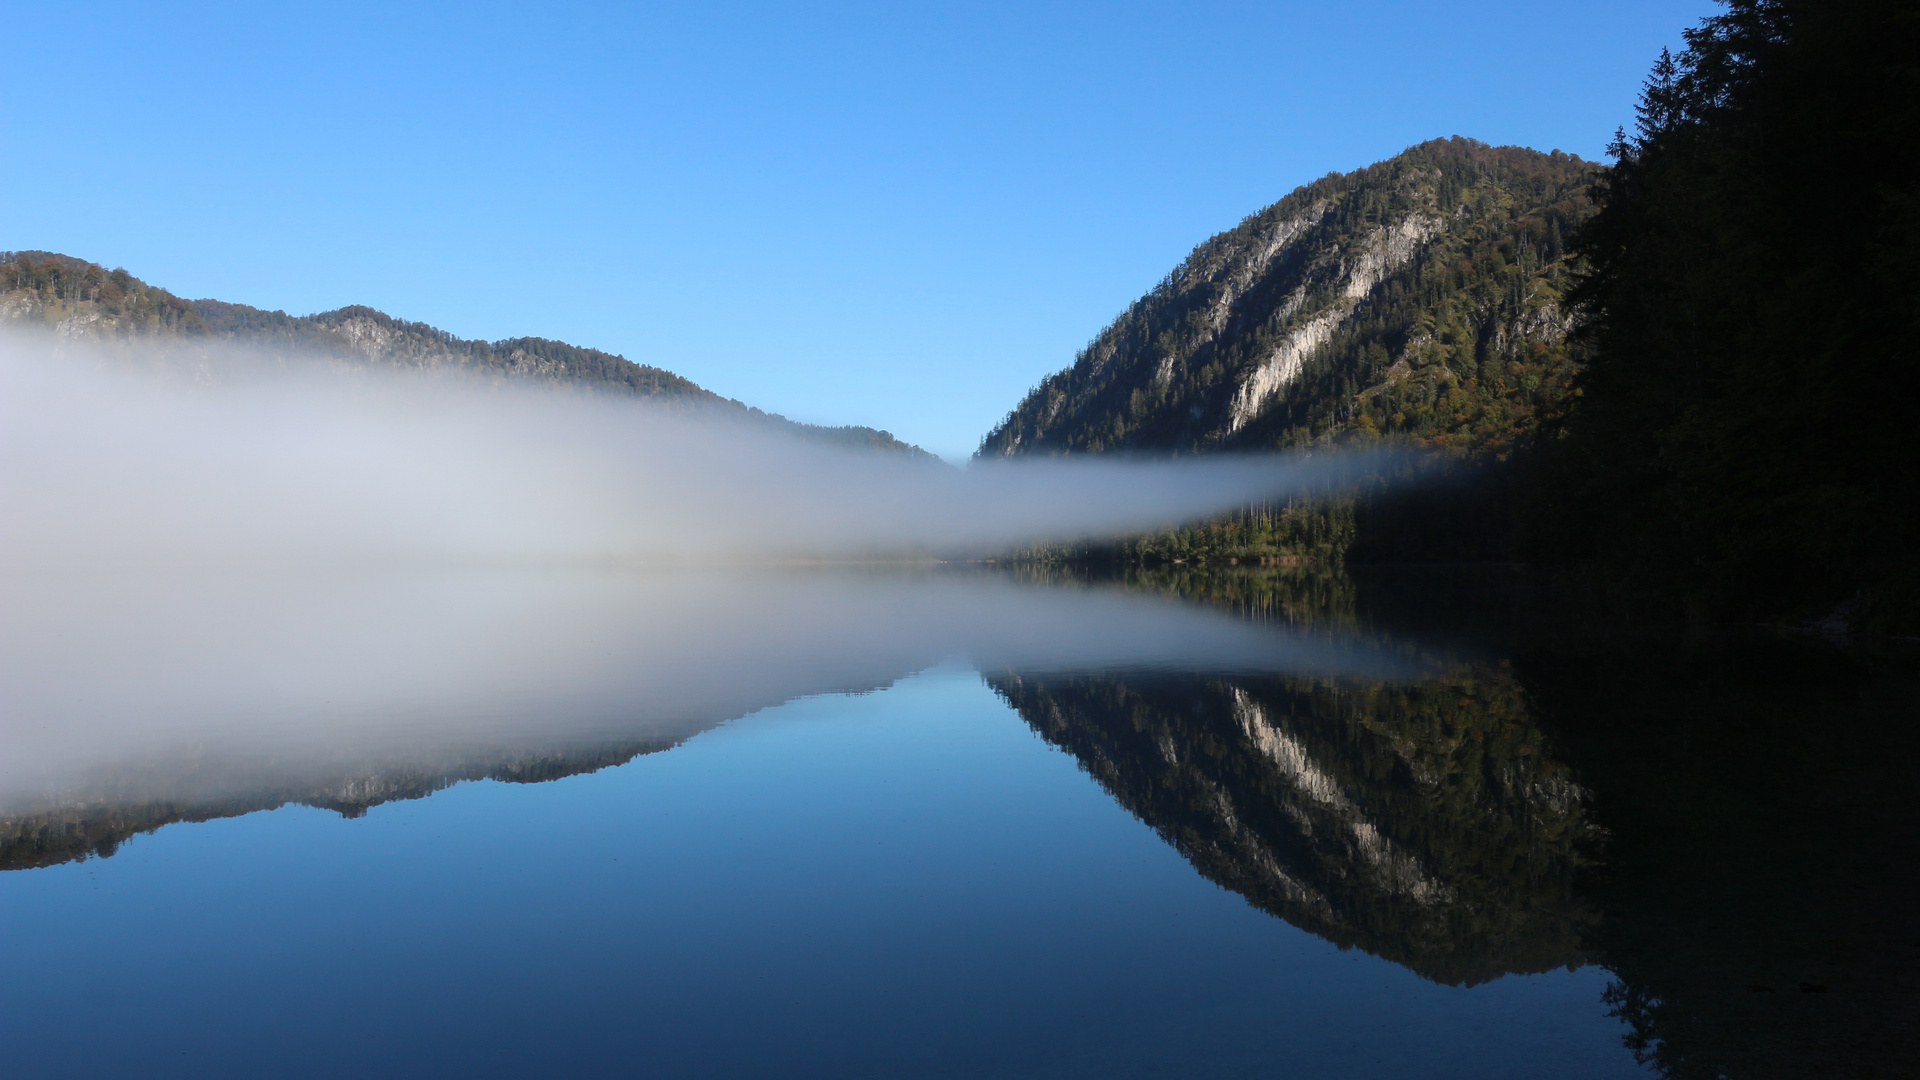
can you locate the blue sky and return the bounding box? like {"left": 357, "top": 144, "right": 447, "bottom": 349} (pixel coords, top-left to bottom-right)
{"left": 4, "top": 1, "right": 1716, "bottom": 458}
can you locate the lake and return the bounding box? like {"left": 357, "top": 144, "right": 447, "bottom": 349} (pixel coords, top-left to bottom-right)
{"left": 2, "top": 564, "right": 1913, "bottom": 1078}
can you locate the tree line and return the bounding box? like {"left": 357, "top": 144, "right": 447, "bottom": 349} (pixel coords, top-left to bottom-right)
{"left": 1530, "top": 0, "right": 1920, "bottom": 630}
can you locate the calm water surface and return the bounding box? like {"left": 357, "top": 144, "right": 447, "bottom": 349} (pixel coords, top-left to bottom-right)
{"left": 2, "top": 566, "right": 1913, "bottom": 1078}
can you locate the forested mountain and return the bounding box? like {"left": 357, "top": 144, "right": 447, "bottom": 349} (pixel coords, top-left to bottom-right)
{"left": 979, "top": 138, "right": 1597, "bottom": 461}
{"left": 975, "top": 138, "right": 1598, "bottom": 567}
{"left": 0, "top": 251, "right": 938, "bottom": 460}
{"left": 984, "top": 0, "right": 1919, "bottom": 630}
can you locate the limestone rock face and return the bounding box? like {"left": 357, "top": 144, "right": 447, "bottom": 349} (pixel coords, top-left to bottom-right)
{"left": 978, "top": 138, "right": 1598, "bottom": 459}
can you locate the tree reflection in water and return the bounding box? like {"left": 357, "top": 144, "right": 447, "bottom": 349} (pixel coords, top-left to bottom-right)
{"left": 1001, "top": 565, "right": 1919, "bottom": 1079}
{"left": 1524, "top": 635, "right": 1920, "bottom": 1080}
{"left": 3, "top": 563, "right": 1912, "bottom": 1077}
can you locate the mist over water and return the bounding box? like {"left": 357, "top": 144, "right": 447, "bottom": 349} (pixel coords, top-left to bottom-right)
{"left": 0, "top": 327, "right": 1412, "bottom": 810}
{"left": 0, "top": 562, "right": 1422, "bottom": 812}
{"left": 6, "top": 331, "right": 1839, "bottom": 1080}
{"left": 0, "top": 329, "right": 1387, "bottom": 566}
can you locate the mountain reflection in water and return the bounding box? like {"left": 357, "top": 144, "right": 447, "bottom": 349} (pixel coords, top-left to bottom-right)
{"left": 2, "top": 563, "right": 1914, "bottom": 1078}
{"left": 987, "top": 666, "right": 1592, "bottom": 988}
{"left": 0, "top": 565, "right": 1416, "bottom": 869}
{"left": 1058, "top": 565, "right": 1920, "bottom": 1080}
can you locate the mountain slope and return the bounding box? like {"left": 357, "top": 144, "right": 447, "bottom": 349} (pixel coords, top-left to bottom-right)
{"left": 1, "top": 251, "right": 937, "bottom": 459}
{"left": 979, "top": 138, "right": 1597, "bottom": 462}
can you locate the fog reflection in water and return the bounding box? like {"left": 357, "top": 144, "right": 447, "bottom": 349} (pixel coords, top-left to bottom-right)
{"left": 0, "top": 565, "right": 1412, "bottom": 822}
{"left": 2, "top": 564, "right": 1913, "bottom": 1079}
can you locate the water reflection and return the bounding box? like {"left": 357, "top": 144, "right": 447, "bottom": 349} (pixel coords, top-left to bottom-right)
{"left": 2, "top": 562, "right": 1914, "bottom": 1078}
{"left": 1085, "top": 565, "right": 1920, "bottom": 1080}
{"left": 1516, "top": 633, "right": 1920, "bottom": 1080}
{"left": 0, "top": 564, "right": 1416, "bottom": 871}
{"left": 987, "top": 667, "right": 1593, "bottom": 987}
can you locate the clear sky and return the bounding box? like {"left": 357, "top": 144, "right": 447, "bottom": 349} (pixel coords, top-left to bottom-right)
{"left": 4, "top": 1, "right": 1717, "bottom": 459}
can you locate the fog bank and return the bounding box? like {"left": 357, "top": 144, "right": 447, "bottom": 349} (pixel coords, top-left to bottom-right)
{"left": 0, "top": 329, "right": 1385, "bottom": 564}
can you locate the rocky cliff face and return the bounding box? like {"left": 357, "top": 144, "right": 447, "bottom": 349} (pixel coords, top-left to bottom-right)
{"left": 979, "top": 138, "right": 1596, "bottom": 460}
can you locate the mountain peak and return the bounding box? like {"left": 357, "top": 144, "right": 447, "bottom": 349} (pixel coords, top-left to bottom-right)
{"left": 979, "top": 138, "right": 1596, "bottom": 461}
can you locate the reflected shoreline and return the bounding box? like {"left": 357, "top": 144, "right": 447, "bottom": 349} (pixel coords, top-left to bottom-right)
{"left": 4, "top": 562, "right": 1915, "bottom": 1078}
{"left": 0, "top": 563, "right": 1425, "bottom": 871}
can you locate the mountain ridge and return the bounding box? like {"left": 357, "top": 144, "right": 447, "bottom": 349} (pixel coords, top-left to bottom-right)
{"left": 979, "top": 138, "right": 1597, "bottom": 463}
{"left": 0, "top": 250, "right": 939, "bottom": 460}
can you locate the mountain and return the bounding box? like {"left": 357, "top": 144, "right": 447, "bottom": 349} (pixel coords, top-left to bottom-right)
{"left": 0, "top": 250, "right": 939, "bottom": 460}
{"left": 979, "top": 138, "right": 1598, "bottom": 462}
{"left": 979, "top": 1, "right": 1920, "bottom": 630}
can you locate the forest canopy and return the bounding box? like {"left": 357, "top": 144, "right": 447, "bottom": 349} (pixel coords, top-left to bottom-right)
{"left": 1538, "top": 0, "right": 1920, "bottom": 627}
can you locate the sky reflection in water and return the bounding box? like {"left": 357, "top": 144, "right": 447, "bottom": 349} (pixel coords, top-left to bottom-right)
{"left": 0, "top": 567, "right": 1649, "bottom": 1078}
